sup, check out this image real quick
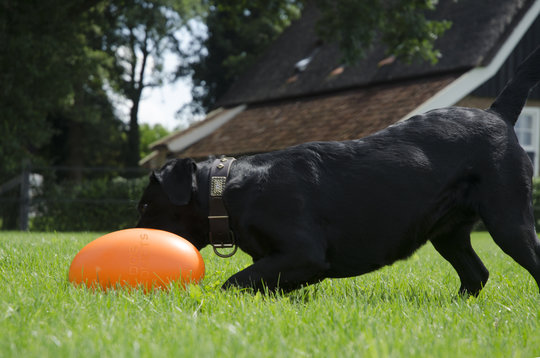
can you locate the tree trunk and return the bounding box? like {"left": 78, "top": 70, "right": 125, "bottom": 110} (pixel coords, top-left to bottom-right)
{"left": 126, "top": 97, "right": 141, "bottom": 168}
{"left": 125, "top": 26, "right": 150, "bottom": 169}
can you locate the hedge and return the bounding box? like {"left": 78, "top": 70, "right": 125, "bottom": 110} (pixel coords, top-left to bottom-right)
{"left": 32, "top": 176, "right": 149, "bottom": 232}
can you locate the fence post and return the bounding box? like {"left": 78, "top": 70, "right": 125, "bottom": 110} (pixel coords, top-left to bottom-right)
{"left": 19, "top": 160, "right": 30, "bottom": 231}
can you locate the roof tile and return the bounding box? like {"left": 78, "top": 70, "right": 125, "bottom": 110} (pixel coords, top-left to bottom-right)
{"left": 180, "top": 73, "right": 459, "bottom": 159}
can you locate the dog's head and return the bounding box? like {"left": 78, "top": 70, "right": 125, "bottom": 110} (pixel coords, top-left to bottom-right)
{"left": 136, "top": 158, "right": 209, "bottom": 250}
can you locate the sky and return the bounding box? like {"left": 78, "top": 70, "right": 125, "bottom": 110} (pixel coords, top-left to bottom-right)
{"left": 138, "top": 76, "right": 193, "bottom": 131}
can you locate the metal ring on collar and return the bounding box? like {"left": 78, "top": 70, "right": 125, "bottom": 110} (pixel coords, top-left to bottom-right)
{"left": 211, "top": 231, "right": 238, "bottom": 258}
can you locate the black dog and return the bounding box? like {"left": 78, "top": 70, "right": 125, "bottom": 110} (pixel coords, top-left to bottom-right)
{"left": 137, "top": 47, "right": 540, "bottom": 295}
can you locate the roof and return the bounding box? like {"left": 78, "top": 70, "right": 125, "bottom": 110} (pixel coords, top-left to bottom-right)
{"left": 179, "top": 73, "right": 459, "bottom": 159}
{"left": 217, "top": 0, "right": 535, "bottom": 107}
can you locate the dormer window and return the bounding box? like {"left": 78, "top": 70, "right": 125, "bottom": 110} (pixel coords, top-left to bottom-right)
{"left": 295, "top": 56, "right": 312, "bottom": 72}
{"left": 293, "top": 45, "right": 321, "bottom": 74}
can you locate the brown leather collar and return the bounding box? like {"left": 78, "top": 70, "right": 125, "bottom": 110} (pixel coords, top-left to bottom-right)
{"left": 208, "top": 157, "right": 237, "bottom": 257}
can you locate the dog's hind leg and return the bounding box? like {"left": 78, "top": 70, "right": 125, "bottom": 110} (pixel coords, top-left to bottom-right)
{"left": 480, "top": 208, "right": 540, "bottom": 293}
{"left": 431, "top": 224, "right": 490, "bottom": 296}
{"left": 479, "top": 177, "right": 540, "bottom": 293}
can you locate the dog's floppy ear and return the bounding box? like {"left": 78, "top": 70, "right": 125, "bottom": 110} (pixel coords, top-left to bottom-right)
{"left": 152, "top": 158, "right": 197, "bottom": 206}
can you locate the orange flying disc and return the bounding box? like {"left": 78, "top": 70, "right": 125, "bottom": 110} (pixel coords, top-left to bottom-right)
{"left": 68, "top": 228, "right": 204, "bottom": 290}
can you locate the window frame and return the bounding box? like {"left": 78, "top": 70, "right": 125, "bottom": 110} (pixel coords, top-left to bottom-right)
{"left": 515, "top": 106, "right": 540, "bottom": 176}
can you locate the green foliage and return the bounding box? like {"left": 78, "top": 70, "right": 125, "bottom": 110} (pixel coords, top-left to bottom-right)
{"left": 379, "top": 1, "right": 452, "bottom": 64}
{"left": 139, "top": 123, "right": 171, "bottom": 159}
{"left": 44, "top": 86, "right": 128, "bottom": 170}
{"left": 32, "top": 176, "right": 148, "bottom": 232}
{"left": 1, "top": 232, "right": 539, "bottom": 357}
{"left": 315, "top": 0, "right": 451, "bottom": 64}
{"left": 0, "top": 0, "right": 111, "bottom": 178}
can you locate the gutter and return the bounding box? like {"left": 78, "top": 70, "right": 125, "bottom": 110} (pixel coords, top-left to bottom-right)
{"left": 139, "top": 104, "right": 246, "bottom": 167}
{"left": 165, "top": 104, "right": 246, "bottom": 153}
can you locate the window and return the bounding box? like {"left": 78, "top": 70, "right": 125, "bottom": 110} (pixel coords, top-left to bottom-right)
{"left": 515, "top": 107, "right": 540, "bottom": 176}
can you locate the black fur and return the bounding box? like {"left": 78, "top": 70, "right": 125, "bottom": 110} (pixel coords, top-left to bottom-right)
{"left": 137, "top": 46, "right": 540, "bottom": 295}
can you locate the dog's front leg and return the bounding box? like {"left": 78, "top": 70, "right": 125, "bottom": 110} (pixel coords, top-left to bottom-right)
{"left": 222, "top": 254, "right": 329, "bottom": 292}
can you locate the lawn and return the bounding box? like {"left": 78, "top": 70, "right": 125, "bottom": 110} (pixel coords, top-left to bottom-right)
{"left": 0, "top": 231, "right": 538, "bottom": 357}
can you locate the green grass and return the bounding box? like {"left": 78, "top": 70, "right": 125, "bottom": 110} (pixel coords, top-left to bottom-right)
{"left": 0, "top": 231, "right": 539, "bottom": 357}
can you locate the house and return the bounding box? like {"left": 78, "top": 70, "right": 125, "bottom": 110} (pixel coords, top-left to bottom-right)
{"left": 140, "top": 0, "right": 540, "bottom": 175}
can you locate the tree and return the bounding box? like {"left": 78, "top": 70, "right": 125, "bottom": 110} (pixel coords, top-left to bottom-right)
{"left": 104, "top": 0, "right": 202, "bottom": 168}
{"left": 0, "top": 0, "right": 109, "bottom": 177}
{"left": 44, "top": 83, "right": 127, "bottom": 173}
{"left": 184, "top": 0, "right": 450, "bottom": 114}
{"left": 179, "top": 0, "right": 302, "bottom": 117}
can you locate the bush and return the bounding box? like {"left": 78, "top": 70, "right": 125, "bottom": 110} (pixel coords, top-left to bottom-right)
{"left": 32, "top": 176, "right": 149, "bottom": 232}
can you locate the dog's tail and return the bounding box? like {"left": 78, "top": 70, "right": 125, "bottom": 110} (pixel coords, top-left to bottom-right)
{"left": 490, "top": 45, "right": 540, "bottom": 125}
